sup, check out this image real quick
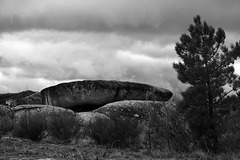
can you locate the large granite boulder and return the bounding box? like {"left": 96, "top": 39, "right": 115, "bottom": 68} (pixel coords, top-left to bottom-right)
{"left": 41, "top": 80, "right": 173, "bottom": 112}
{"left": 13, "top": 105, "right": 74, "bottom": 124}
{"left": 13, "top": 105, "right": 79, "bottom": 141}
{"left": 94, "top": 100, "right": 176, "bottom": 121}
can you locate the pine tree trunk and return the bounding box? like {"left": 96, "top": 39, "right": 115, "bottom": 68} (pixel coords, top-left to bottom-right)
{"left": 205, "top": 60, "right": 218, "bottom": 153}
{"left": 207, "top": 76, "right": 218, "bottom": 153}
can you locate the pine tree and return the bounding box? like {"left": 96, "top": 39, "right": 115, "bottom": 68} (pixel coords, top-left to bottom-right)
{"left": 173, "top": 15, "right": 240, "bottom": 152}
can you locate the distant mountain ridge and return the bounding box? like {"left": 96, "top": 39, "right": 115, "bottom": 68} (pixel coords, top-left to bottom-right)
{"left": 0, "top": 90, "right": 36, "bottom": 105}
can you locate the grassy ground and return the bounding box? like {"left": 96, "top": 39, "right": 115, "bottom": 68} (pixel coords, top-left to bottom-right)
{"left": 0, "top": 134, "right": 240, "bottom": 160}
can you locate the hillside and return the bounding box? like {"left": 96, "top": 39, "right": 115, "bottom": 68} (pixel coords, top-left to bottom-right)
{"left": 0, "top": 90, "right": 36, "bottom": 105}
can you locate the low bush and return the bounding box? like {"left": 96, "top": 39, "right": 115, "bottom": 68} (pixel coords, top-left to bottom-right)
{"left": 0, "top": 116, "right": 13, "bottom": 134}
{"left": 85, "top": 112, "right": 143, "bottom": 148}
{"left": 0, "top": 105, "right": 14, "bottom": 134}
{"left": 110, "top": 113, "right": 143, "bottom": 148}
{"left": 12, "top": 113, "right": 47, "bottom": 141}
{"left": 85, "top": 116, "right": 115, "bottom": 145}
{"left": 47, "top": 112, "right": 81, "bottom": 142}
{"left": 219, "top": 108, "right": 240, "bottom": 152}
{"left": 145, "top": 104, "right": 192, "bottom": 152}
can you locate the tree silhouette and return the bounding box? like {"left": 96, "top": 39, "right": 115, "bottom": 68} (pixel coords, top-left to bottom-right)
{"left": 173, "top": 15, "right": 240, "bottom": 152}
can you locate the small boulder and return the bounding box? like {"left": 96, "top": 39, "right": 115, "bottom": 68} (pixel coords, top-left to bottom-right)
{"left": 41, "top": 80, "right": 173, "bottom": 112}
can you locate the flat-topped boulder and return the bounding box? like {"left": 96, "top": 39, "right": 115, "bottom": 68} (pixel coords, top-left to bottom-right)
{"left": 41, "top": 80, "right": 173, "bottom": 112}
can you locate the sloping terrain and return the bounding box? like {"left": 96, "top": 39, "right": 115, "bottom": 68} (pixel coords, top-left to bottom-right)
{"left": 0, "top": 91, "right": 36, "bottom": 105}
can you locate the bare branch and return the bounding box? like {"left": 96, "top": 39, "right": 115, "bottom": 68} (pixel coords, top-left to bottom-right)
{"left": 214, "top": 89, "right": 234, "bottom": 105}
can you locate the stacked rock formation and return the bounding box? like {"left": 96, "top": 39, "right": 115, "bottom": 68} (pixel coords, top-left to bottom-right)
{"left": 2, "top": 80, "right": 175, "bottom": 141}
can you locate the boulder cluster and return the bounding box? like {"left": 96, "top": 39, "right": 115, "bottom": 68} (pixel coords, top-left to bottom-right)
{"left": 1, "top": 80, "right": 175, "bottom": 139}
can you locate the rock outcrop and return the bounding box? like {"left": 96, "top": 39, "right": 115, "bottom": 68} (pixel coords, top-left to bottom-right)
{"left": 41, "top": 80, "right": 173, "bottom": 112}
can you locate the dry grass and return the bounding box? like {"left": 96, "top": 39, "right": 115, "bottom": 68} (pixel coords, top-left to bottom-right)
{"left": 1, "top": 134, "right": 240, "bottom": 160}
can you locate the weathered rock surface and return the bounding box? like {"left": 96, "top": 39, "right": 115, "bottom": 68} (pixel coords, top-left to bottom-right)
{"left": 94, "top": 100, "right": 176, "bottom": 120}
{"left": 13, "top": 105, "right": 74, "bottom": 123}
{"left": 41, "top": 80, "right": 173, "bottom": 112}
{"left": 76, "top": 112, "right": 112, "bottom": 125}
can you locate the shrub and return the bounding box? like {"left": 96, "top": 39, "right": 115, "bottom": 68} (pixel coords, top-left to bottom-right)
{"left": 85, "top": 112, "right": 143, "bottom": 148}
{"left": 85, "top": 116, "right": 115, "bottom": 145}
{"left": 145, "top": 104, "right": 192, "bottom": 152}
{"left": 47, "top": 112, "right": 81, "bottom": 142}
{"left": 0, "top": 116, "right": 13, "bottom": 134}
{"left": 12, "top": 113, "right": 47, "bottom": 141}
{"left": 219, "top": 108, "right": 240, "bottom": 152}
{"left": 0, "top": 105, "right": 14, "bottom": 134}
{"left": 110, "top": 113, "right": 143, "bottom": 148}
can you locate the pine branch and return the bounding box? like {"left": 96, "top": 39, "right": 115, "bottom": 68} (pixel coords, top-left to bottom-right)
{"left": 214, "top": 89, "right": 234, "bottom": 105}
{"left": 209, "top": 43, "right": 220, "bottom": 61}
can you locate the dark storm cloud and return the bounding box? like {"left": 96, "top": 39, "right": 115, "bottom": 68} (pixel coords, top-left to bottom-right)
{"left": 1, "top": 0, "right": 240, "bottom": 35}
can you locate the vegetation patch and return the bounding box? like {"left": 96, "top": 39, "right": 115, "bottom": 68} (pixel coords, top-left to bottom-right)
{"left": 85, "top": 112, "right": 143, "bottom": 148}
{"left": 47, "top": 111, "right": 81, "bottom": 142}
{"left": 12, "top": 112, "right": 47, "bottom": 141}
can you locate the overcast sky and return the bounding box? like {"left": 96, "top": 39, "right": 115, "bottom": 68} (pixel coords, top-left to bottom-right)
{"left": 0, "top": 0, "right": 240, "bottom": 95}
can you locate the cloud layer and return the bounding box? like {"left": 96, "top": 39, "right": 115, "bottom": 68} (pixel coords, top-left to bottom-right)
{"left": 1, "top": 0, "right": 240, "bottom": 34}
{"left": 0, "top": 0, "right": 240, "bottom": 95}
{"left": 0, "top": 30, "right": 181, "bottom": 93}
